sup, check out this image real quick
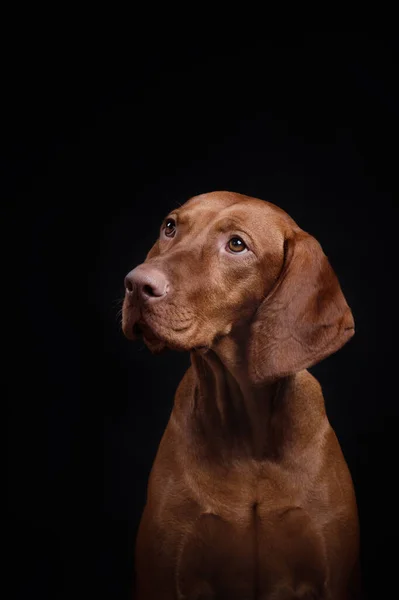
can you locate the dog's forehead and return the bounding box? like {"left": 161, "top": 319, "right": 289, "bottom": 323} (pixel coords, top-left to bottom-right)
{"left": 176, "top": 192, "right": 289, "bottom": 243}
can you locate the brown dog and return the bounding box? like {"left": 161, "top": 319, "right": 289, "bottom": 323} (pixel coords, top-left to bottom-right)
{"left": 122, "top": 191, "right": 360, "bottom": 600}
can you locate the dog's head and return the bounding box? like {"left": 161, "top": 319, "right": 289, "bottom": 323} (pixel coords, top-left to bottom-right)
{"left": 122, "top": 191, "right": 354, "bottom": 383}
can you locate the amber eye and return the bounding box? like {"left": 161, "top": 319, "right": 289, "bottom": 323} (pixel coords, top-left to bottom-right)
{"left": 227, "top": 236, "right": 247, "bottom": 253}
{"left": 164, "top": 218, "right": 176, "bottom": 237}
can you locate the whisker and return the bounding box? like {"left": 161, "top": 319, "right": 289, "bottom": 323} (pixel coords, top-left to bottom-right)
{"left": 112, "top": 297, "right": 125, "bottom": 308}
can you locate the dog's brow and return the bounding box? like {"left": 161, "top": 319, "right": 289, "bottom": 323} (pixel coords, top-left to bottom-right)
{"left": 163, "top": 211, "right": 184, "bottom": 223}
{"left": 168, "top": 210, "right": 195, "bottom": 227}
{"left": 214, "top": 217, "right": 247, "bottom": 232}
{"left": 176, "top": 213, "right": 190, "bottom": 225}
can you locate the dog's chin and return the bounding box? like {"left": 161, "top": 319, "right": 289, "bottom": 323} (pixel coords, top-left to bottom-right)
{"left": 143, "top": 336, "right": 168, "bottom": 354}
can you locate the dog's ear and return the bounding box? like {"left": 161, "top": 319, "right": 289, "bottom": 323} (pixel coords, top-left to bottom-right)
{"left": 248, "top": 230, "right": 355, "bottom": 384}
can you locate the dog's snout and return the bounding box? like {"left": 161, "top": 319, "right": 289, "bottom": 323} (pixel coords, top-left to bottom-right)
{"left": 125, "top": 266, "right": 169, "bottom": 300}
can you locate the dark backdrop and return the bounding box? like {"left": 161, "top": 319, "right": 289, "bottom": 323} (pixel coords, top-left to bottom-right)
{"left": 6, "top": 32, "right": 398, "bottom": 599}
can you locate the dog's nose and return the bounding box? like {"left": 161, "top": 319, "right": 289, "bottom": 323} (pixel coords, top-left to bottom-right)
{"left": 125, "top": 265, "right": 169, "bottom": 300}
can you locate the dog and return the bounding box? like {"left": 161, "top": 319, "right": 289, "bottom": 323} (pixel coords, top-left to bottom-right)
{"left": 122, "top": 191, "right": 360, "bottom": 599}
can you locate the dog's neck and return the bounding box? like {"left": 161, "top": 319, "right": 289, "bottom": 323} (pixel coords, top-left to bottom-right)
{"left": 185, "top": 333, "right": 286, "bottom": 460}
{"left": 179, "top": 331, "right": 326, "bottom": 463}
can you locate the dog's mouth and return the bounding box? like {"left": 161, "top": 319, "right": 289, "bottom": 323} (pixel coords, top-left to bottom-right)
{"left": 128, "top": 320, "right": 167, "bottom": 353}
{"left": 132, "top": 322, "right": 144, "bottom": 338}
{"left": 133, "top": 321, "right": 161, "bottom": 343}
{"left": 127, "top": 316, "right": 209, "bottom": 354}
{"left": 122, "top": 299, "right": 212, "bottom": 353}
{"left": 125, "top": 310, "right": 191, "bottom": 350}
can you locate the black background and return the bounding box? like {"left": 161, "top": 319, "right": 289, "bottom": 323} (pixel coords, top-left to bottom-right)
{"left": 6, "top": 32, "right": 398, "bottom": 599}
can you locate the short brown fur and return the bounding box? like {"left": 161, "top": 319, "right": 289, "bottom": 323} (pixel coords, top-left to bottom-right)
{"left": 122, "top": 191, "right": 360, "bottom": 599}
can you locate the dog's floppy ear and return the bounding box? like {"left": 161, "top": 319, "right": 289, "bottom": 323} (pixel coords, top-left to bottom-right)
{"left": 248, "top": 230, "right": 355, "bottom": 384}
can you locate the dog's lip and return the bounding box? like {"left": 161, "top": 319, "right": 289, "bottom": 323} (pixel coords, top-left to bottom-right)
{"left": 132, "top": 318, "right": 210, "bottom": 353}
{"left": 134, "top": 321, "right": 160, "bottom": 342}
{"left": 172, "top": 322, "right": 193, "bottom": 332}
{"left": 140, "top": 315, "right": 193, "bottom": 335}
{"left": 132, "top": 322, "right": 144, "bottom": 337}
{"left": 134, "top": 318, "right": 191, "bottom": 342}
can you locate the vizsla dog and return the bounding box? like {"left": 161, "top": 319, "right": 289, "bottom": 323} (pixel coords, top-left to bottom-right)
{"left": 122, "top": 191, "right": 360, "bottom": 600}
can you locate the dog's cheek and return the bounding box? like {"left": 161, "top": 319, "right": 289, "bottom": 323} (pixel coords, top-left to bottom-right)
{"left": 219, "top": 267, "right": 259, "bottom": 310}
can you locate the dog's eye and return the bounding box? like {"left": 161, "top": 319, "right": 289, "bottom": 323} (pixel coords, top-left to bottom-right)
{"left": 164, "top": 218, "right": 176, "bottom": 237}
{"left": 227, "top": 237, "right": 247, "bottom": 253}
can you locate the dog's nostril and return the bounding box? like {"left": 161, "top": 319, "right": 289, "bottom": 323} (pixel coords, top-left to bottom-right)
{"left": 125, "top": 277, "right": 134, "bottom": 293}
{"left": 143, "top": 284, "right": 155, "bottom": 297}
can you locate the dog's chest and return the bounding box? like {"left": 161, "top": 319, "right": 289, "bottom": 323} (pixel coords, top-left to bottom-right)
{"left": 173, "top": 505, "right": 327, "bottom": 599}
{"left": 180, "top": 456, "right": 308, "bottom": 519}
{"left": 151, "top": 462, "right": 327, "bottom": 599}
